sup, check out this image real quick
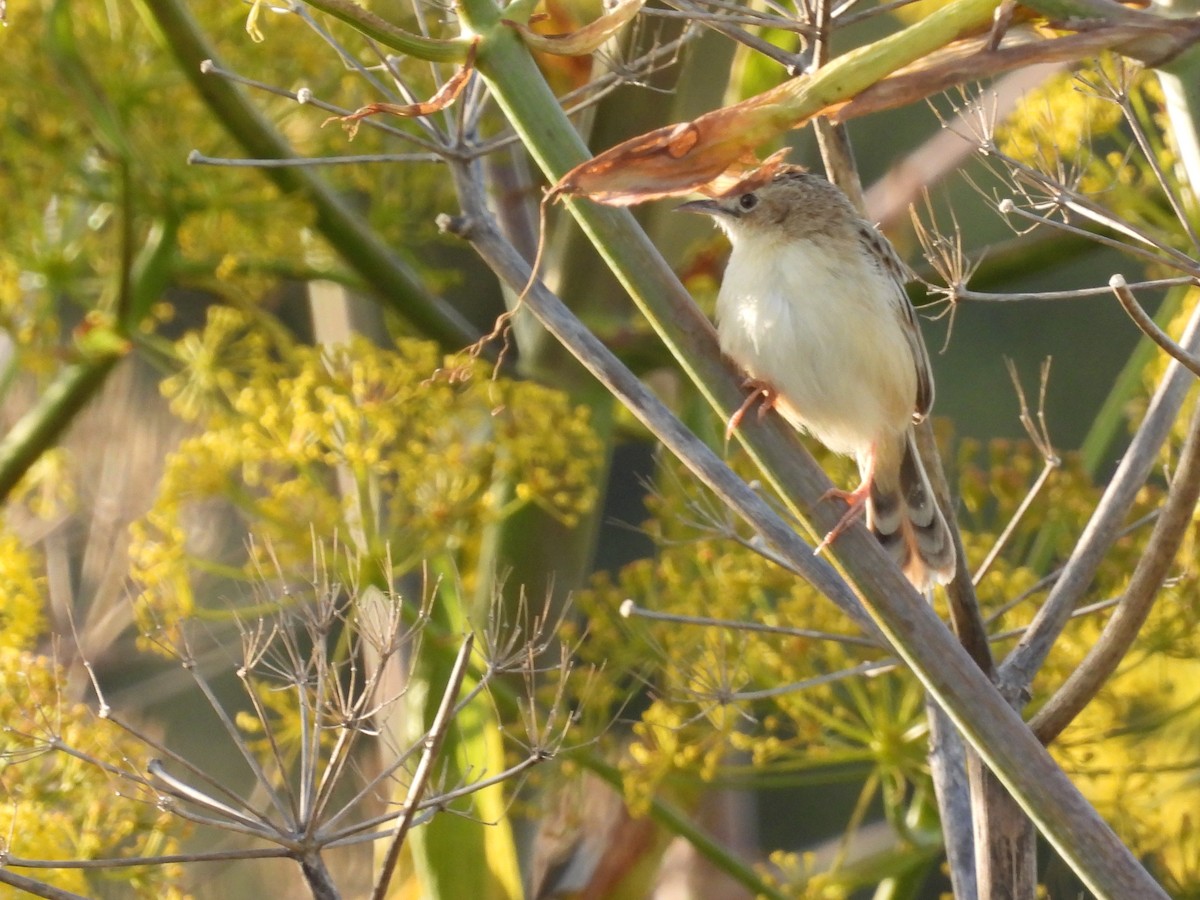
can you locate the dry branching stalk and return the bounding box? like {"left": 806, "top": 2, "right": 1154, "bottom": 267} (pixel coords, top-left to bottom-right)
{"left": 2, "top": 552, "right": 582, "bottom": 899}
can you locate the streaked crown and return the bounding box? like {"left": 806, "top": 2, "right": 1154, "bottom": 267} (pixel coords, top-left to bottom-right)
{"left": 678, "top": 166, "right": 860, "bottom": 244}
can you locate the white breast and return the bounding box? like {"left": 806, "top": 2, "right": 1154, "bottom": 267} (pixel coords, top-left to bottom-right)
{"left": 715, "top": 235, "right": 918, "bottom": 458}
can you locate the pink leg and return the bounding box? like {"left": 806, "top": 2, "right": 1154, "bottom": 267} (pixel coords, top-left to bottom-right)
{"left": 725, "top": 379, "right": 776, "bottom": 442}
{"left": 815, "top": 447, "right": 875, "bottom": 555}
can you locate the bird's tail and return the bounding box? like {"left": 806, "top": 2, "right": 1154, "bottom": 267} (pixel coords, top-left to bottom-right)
{"left": 867, "top": 432, "right": 956, "bottom": 592}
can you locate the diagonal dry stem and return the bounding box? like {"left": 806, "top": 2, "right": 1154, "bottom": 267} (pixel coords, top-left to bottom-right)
{"left": 999, "top": 302, "right": 1200, "bottom": 696}
{"left": 1031, "top": 398, "right": 1200, "bottom": 742}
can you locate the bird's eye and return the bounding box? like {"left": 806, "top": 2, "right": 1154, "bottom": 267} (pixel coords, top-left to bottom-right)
{"left": 738, "top": 193, "right": 758, "bottom": 211}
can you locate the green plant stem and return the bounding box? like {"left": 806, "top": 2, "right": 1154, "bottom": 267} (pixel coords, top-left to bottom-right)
{"left": 0, "top": 353, "right": 125, "bottom": 502}
{"left": 135, "top": 0, "right": 481, "bottom": 352}
{"left": 765, "top": 0, "right": 1000, "bottom": 118}
{"left": 1019, "top": 0, "right": 1161, "bottom": 23}
{"left": 301, "top": 0, "right": 470, "bottom": 62}
{"left": 0, "top": 1, "right": 142, "bottom": 508}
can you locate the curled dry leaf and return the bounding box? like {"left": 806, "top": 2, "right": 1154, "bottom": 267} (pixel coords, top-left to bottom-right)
{"left": 503, "top": 0, "right": 647, "bottom": 57}
{"left": 547, "top": 0, "right": 1198, "bottom": 207}
{"left": 835, "top": 20, "right": 1200, "bottom": 123}
{"left": 325, "top": 40, "right": 479, "bottom": 138}
{"left": 550, "top": 93, "right": 800, "bottom": 205}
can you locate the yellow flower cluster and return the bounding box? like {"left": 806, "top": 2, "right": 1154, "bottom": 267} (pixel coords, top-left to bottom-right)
{"left": 0, "top": 0, "right": 384, "bottom": 374}
{"left": 997, "top": 63, "right": 1125, "bottom": 178}
{"left": 130, "top": 307, "right": 602, "bottom": 643}
{"left": 0, "top": 534, "right": 188, "bottom": 897}
{"left": 0, "top": 531, "right": 47, "bottom": 652}
{"left": 0, "top": 647, "right": 189, "bottom": 899}
{"left": 997, "top": 57, "right": 1183, "bottom": 250}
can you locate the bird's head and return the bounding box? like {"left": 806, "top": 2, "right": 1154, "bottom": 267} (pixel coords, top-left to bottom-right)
{"left": 676, "top": 166, "right": 857, "bottom": 245}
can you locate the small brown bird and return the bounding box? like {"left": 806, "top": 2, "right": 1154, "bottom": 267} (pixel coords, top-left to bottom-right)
{"left": 680, "top": 166, "right": 955, "bottom": 591}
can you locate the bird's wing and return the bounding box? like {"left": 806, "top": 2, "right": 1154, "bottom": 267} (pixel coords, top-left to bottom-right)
{"left": 857, "top": 222, "right": 935, "bottom": 421}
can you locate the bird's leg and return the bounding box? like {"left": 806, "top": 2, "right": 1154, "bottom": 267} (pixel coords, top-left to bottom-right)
{"left": 725, "top": 379, "right": 776, "bottom": 442}
{"left": 814, "top": 448, "right": 875, "bottom": 555}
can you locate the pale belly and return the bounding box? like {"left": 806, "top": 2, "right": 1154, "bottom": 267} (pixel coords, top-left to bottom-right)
{"left": 716, "top": 239, "right": 918, "bottom": 457}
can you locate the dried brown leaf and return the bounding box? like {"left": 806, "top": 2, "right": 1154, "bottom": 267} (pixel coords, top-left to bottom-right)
{"left": 551, "top": 93, "right": 800, "bottom": 206}
{"left": 325, "top": 41, "right": 478, "bottom": 138}
{"left": 837, "top": 20, "right": 1200, "bottom": 123}
{"left": 504, "top": 0, "right": 646, "bottom": 57}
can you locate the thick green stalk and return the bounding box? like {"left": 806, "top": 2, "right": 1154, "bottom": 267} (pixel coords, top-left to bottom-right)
{"left": 763, "top": 0, "right": 1001, "bottom": 116}
{"left": 454, "top": 3, "right": 1170, "bottom": 896}
{"left": 0, "top": 353, "right": 125, "bottom": 502}
{"left": 405, "top": 566, "right": 522, "bottom": 900}
{"left": 136, "top": 0, "right": 481, "bottom": 352}
{"left": 0, "top": 1, "right": 151, "bottom": 504}
{"left": 302, "top": 0, "right": 470, "bottom": 62}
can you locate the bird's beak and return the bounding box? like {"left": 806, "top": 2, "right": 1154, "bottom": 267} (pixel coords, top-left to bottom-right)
{"left": 675, "top": 198, "right": 723, "bottom": 216}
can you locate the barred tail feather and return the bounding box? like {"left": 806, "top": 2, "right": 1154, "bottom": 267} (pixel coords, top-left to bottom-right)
{"left": 867, "top": 431, "right": 955, "bottom": 592}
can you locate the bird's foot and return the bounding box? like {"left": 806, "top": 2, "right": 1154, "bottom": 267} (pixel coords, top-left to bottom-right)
{"left": 814, "top": 483, "right": 870, "bottom": 555}
{"left": 725, "top": 379, "right": 776, "bottom": 442}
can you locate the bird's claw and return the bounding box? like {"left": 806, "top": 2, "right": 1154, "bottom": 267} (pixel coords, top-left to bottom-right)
{"left": 725, "top": 380, "right": 776, "bottom": 442}
{"left": 812, "top": 484, "right": 870, "bottom": 556}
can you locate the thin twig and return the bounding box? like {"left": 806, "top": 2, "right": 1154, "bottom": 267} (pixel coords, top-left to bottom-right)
{"left": 293, "top": 4, "right": 410, "bottom": 106}
{"left": 997, "top": 200, "right": 1200, "bottom": 278}
{"left": 949, "top": 276, "right": 1197, "bottom": 303}
{"left": 619, "top": 599, "right": 879, "bottom": 647}
{"left": 198, "top": 60, "right": 447, "bottom": 154}
{"left": 183, "top": 657, "right": 295, "bottom": 830}
{"left": 188, "top": 151, "right": 443, "bottom": 166}
{"left": 834, "top": 0, "right": 926, "bottom": 26}
{"left": 660, "top": 0, "right": 809, "bottom": 66}
{"left": 982, "top": 511, "right": 1159, "bottom": 626}
{"left": 0, "top": 868, "right": 90, "bottom": 900}
{"left": 642, "top": 5, "right": 808, "bottom": 32}
{"left": 333, "top": 747, "right": 556, "bottom": 848}
{"left": 147, "top": 760, "right": 280, "bottom": 838}
{"left": 989, "top": 595, "right": 1121, "bottom": 642}
{"left": 1108, "top": 67, "right": 1200, "bottom": 255}
{"left": 4, "top": 848, "right": 293, "bottom": 869}
{"left": 974, "top": 359, "right": 1061, "bottom": 586}
{"left": 103, "top": 708, "right": 273, "bottom": 826}
{"left": 372, "top": 634, "right": 475, "bottom": 900}
{"left": 723, "top": 659, "right": 897, "bottom": 701}
{"left": 1110, "top": 274, "right": 1200, "bottom": 378}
